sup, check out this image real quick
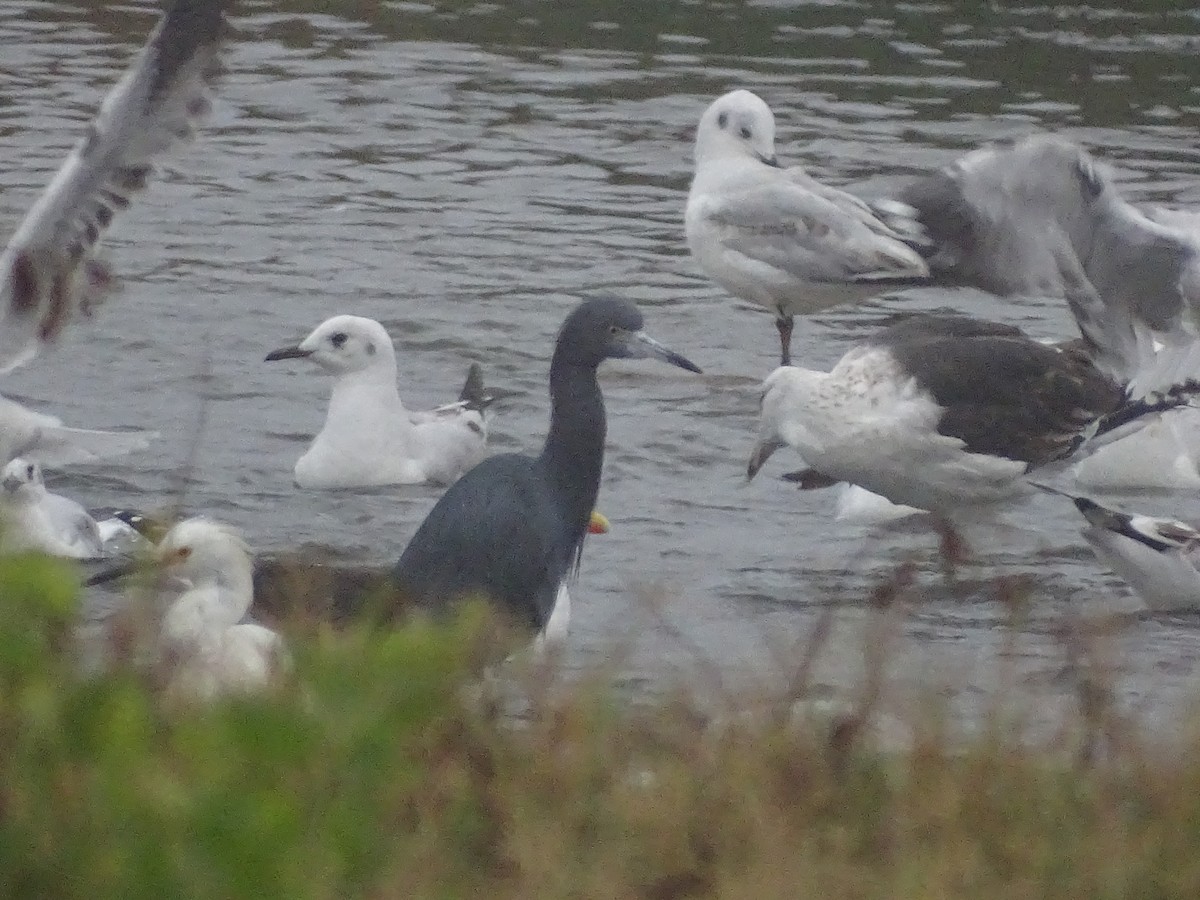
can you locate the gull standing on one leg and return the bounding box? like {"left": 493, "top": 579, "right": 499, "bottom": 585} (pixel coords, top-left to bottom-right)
{"left": 685, "top": 89, "right": 928, "bottom": 365}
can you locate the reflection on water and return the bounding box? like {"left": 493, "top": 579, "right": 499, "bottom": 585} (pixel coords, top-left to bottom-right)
{"left": 2, "top": 0, "right": 1200, "bottom": 729}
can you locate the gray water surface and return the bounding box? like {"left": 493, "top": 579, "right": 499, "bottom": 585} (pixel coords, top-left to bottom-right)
{"left": 3, "top": 0, "right": 1200, "bottom": 730}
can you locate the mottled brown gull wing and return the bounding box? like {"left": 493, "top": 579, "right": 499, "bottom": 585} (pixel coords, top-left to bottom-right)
{"left": 875, "top": 320, "right": 1124, "bottom": 468}
{"left": 0, "top": 0, "right": 231, "bottom": 372}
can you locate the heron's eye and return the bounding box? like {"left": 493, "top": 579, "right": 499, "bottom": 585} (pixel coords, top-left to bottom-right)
{"left": 740, "top": 125, "right": 752, "bottom": 140}
{"left": 717, "top": 111, "right": 728, "bottom": 129}
{"left": 330, "top": 332, "right": 348, "bottom": 348}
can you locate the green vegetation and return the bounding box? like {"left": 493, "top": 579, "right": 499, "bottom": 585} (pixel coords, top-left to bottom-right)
{"left": 3, "top": 554, "right": 1200, "bottom": 899}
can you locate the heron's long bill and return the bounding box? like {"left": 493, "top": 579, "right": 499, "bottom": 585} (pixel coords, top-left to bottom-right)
{"left": 628, "top": 331, "right": 702, "bottom": 374}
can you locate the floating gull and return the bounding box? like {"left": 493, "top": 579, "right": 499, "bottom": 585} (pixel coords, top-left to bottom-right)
{"left": 747, "top": 313, "right": 1196, "bottom": 554}
{"left": 0, "top": 458, "right": 105, "bottom": 558}
{"left": 89, "top": 518, "right": 286, "bottom": 698}
{"left": 265, "top": 315, "right": 501, "bottom": 489}
{"left": 1036, "top": 485, "right": 1200, "bottom": 611}
{"left": 685, "top": 89, "right": 928, "bottom": 365}
{"left": 392, "top": 298, "right": 701, "bottom": 645}
{"left": 0, "top": 0, "right": 229, "bottom": 370}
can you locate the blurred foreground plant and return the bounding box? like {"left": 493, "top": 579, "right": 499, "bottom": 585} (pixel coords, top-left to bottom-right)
{"left": 2, "top": 558, "right": 1200, "bottom": 899}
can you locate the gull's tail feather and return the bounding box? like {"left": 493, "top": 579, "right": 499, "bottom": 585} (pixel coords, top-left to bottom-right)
{"left": 30, "top": 425, "right": 157, "bottom": 468}
{"left": 457, "top": 362, "right": 517, "bottom": 414}
{"left": 0, "top": 0, "right": 231, "bottom": 371}
{"left": 865, "top": 198, "right": 934, "bottom": 253}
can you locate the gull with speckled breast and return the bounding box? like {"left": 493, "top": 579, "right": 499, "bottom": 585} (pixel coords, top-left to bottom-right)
{"left": 747, "top": 312, "right": 1200, "bottom": 558}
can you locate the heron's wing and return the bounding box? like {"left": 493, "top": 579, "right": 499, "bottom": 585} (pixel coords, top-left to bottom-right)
{"left": 0, "top": 0, "right": 230, "bottom": 371}
{"left": 391, "top": 455, "right": 567, "bottom": 631}
{"left": 703, "top": 180, "right": 929, "bottom": 284}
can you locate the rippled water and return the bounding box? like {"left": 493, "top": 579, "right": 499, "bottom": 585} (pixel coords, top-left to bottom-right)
{"left": 3, "top": 0, "right": 1200, "bottom": 728}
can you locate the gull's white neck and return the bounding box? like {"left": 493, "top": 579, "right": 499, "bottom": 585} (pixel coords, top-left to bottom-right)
{"left": 325, "top": 362, "right": 409, "bottom": 429}
{"left": 690, "top": 150, "right": 774, "bottom": 195}
{"left": 163, "top": 556, "right": 255, "bottom": 643}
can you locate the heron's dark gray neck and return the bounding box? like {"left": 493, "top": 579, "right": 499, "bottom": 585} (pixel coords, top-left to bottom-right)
{"left": 539, "top": 356, "right": 606, "bottom": 544}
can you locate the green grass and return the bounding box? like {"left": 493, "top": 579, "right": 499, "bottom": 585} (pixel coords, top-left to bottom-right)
{"left": 3, "top": 554, "right": 1200, "bottom": 899}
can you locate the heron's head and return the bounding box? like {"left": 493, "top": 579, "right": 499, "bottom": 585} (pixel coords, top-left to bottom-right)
{"left": 1, "top": 457, "right": 43, "bottom": 500}
{"left": 266, "top": 315, "right": 395, "bottom": 377}
{"left": 694, "top": 89, "right": 778, "bottom": 168}
{"left": 555, "top": 297, "right": 702, "bottom": 374}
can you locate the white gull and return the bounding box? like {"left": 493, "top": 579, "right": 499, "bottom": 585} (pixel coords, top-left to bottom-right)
{"left": 0, "top": 457, "right": 105, "bottom": 558}
{"left": 265, "top": 315, "right": 494, "bottom": 489}
{"left": 154, "top": 518, "right": 286, "bottom": 699}
{"left": 1037, "top": 486, "right": 1200, "bottom": 611}
{"left": 685, "top": 89, "right": 928, "bottom": 366}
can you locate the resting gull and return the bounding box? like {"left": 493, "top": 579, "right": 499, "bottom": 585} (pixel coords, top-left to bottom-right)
{"left": 1036, "top": 485, "right": 1200, "bottom": 612}
{"left": 685, "top": 89, "right": 928, "bottom": 366}
{"left": 265, "top": 315, "right": 500, "bottom": 489}
{"left": 87, "top": 518, "right": 286, "bottom": 698}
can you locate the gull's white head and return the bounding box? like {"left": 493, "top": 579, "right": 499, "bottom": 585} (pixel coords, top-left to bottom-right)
{"left": 694, "top": 89, "right": 778, "bottom": 168}
{"left": 267, "top": 315, "right": 396, "bottom": 378}
{"left": 747, "top": 366, "right": 807, "bottom": 480}
{"left": 1, "top": 457, "right": 45, "bottom": 502}
{"left": 157, "top": 518, "right": 254, "bottom": 627}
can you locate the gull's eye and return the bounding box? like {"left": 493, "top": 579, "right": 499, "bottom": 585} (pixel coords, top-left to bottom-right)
{"left": 740, "top": 125, "right": 752, "bottom": 140}
{"left": 25, "top": 465, "right": 34, "bottom": 478}
{"left": 609, "top": 325, "right": 621, "bottom": 336}
{"left": 717, "top": 111, "right": 728, "bottom": 129}
{"left": 330, "top": 332, "right": 348, "bottom": 349}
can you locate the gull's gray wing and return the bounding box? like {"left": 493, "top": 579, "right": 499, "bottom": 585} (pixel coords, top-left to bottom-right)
{"left": 0, "top": 0, "right": 231, "bottom": 371}
{"left": 704, "top": 179, "right": 929, "bottom": 285}
{"left": 0, "top": 394, "right": 154, "bottom": 466}
{"left": 900, "top": 134, "right": 1200, "bottom": 337}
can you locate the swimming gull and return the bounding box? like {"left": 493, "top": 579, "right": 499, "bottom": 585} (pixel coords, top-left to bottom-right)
{"left": 265, "top": 314, "right": 500, "bottom": 489}
{"left": 391, "top": 297, "right": 701, "bottom": 645}
{"left": 1036, "top": 484, "right": 1200, "bottom": 611}
{"left": 746, "top": 313, "right": 1195, "bottom": 554}
{"left": 685, "top": 89, "right": 929, "bottom": 366}
{"left": 0, "top": 458, "right": 106, "bottom": 558}
{"left": 0, "top": 0, "right": 230, "bottom": 371}
{"left": 89, "top": 518, "right": 287, "bottom": 697}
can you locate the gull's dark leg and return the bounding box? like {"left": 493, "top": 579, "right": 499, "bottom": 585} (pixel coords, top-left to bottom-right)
{"left": 775, "top": 313, "right": 794, "bottom": 366}
{"left": 933, "top": 517, "right": 970, "bottom": 577}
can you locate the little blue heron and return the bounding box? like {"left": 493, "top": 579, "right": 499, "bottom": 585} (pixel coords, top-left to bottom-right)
{"left": 390, "top": 297, "right": 702, "bottom": 639}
